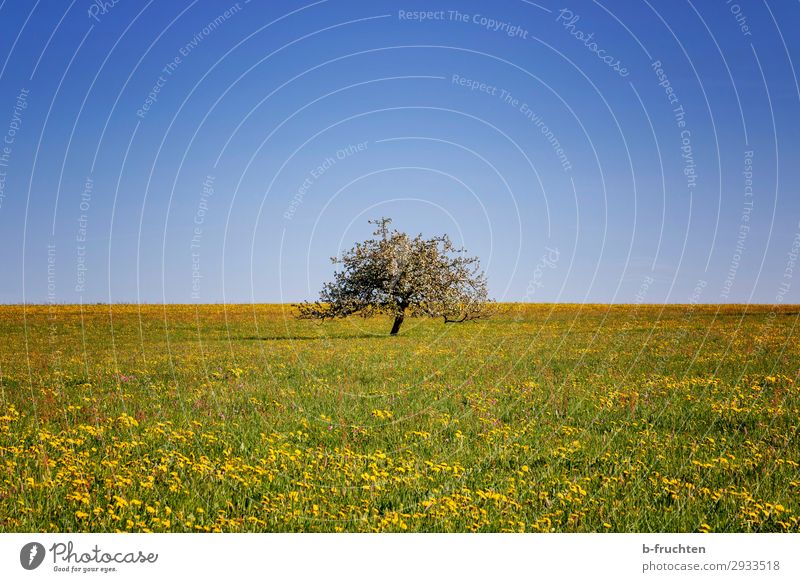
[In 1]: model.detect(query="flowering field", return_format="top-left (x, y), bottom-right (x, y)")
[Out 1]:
top-left (1, 303), bottom-right (798, 533)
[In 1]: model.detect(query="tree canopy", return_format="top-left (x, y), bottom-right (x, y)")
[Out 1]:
top-left (296, 218), bottom-right (491, 335)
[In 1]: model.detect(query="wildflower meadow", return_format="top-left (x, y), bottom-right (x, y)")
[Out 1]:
top-left (1, 304), bottom-right (798, 533)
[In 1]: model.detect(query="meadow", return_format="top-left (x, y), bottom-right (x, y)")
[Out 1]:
top-left (0, 303), bottom-right (798, 533)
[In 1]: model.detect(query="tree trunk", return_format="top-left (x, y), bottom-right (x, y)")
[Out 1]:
top-left (390, 310), bottom-right (405, 335)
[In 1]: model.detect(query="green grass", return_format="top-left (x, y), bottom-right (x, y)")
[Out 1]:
top-left (0, 303), bottom-right (798, 532)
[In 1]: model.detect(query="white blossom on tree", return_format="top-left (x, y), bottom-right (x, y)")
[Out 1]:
top-left (296, 218), bottom-right (491, 335)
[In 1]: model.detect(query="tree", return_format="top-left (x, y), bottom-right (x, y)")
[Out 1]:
top-left (296, 218), bottom-right (491, 335)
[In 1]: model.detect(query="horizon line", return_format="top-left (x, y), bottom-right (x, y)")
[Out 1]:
top-left (2, 302), bottom-right (799, 308)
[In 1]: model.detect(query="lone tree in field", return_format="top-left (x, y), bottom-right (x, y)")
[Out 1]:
top-left (296, 218), bottom-right (491, 335)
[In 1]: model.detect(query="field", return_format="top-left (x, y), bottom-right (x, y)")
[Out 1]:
top-left (1, 303), bottom-right (798, 533)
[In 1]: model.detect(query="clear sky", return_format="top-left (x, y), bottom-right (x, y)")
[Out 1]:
top-left (0, 0), bottom-right (798, 304)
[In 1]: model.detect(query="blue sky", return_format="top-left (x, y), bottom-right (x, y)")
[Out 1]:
top-left (0, 0), bottom-right (798, 304)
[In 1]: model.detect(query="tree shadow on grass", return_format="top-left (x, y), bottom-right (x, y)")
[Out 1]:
top-left (236, 334), bottom-right (397, 341)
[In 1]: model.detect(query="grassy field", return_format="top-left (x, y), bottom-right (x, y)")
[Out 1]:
top-left (0, 303), bottom-right (798, 533)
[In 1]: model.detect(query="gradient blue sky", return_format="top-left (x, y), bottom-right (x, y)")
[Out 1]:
top-left (0, 0), bottom-right (798, 304)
